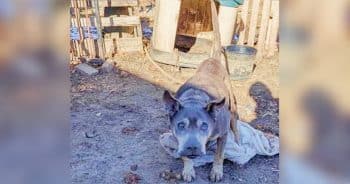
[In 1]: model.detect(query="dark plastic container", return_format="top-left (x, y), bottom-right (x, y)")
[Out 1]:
top-left (224, 45), bottom-right (257, 80)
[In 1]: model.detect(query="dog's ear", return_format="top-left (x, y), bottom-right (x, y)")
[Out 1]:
top-left (163, 90), bottom-right (181, 117)
top-left (206, 98), bottom-right (226, 113)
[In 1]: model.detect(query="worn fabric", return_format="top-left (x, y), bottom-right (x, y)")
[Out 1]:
top-left (159, 120), bottom-right (279, 167)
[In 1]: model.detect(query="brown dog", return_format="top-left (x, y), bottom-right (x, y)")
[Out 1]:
top-left (162, 0), bottom-right (239, 182)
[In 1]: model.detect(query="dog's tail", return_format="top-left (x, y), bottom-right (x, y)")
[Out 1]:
top-left (210, 0), bottom-right (221, 62)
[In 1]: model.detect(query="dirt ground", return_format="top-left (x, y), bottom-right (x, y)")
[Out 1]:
top-left (70, 52), bottom-right (279, 183)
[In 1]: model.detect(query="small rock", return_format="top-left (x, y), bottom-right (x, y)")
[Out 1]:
top-left (85, 130), bottom-right (97, 138)
top-left (122, 127), bottom-right (139, 135)
top-left (76, 63), bottom-right (98, 76)
top-left (160, 170), bottom-right (181, 181)
top-left (88, 58), bottom-right (104, 67)
top-left (79, 57), bottom-right (87, 63)
top-left (123, 172), bottom-right (141, 184)
top-left (120, 71), bottom-right (129, 78)
top-left (130, 164), bottom-right (138, 171)
top-left (101, 59), bottom-right (115, 73)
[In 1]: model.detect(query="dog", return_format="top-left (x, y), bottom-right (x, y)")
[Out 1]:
top-left (162, 1), bottom-right (239, 182)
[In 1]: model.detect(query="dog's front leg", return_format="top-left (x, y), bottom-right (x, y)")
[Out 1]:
top-left (182, 157), bottom-right (195, 182)
top-left (210, 133), bottom-right (227, 182)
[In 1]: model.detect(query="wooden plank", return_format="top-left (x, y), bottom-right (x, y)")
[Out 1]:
top-left (218, 5), bottom-right (238, 46)
top-left (265, 14), bottom-right (272, 50)
top-left (238, 0), bottom-right (250, 44)
top-left (152, 0), bottom-right (182, 53)
top-left (101, 16), bottom-right (140, 27)
top-left (98, 0), bottom-right (138, 7)
top-left (267, 0), bottom-right (279, 56)
top-left (104, 38), bottom-right (116, 56)
top-left (72, 0), bottom-right (83, 57)
top-left (177, 0), bottom-right (212, 38)
top-left (70, 17), bottom-right (98, 28)
top-left (71, 0), bottom-right (89, 8)
top-left (116, 37), bottom-right (143, 53)
top-left (93, 0), bottom-right (106, 59)
top-left (247, 0), bottom-right (261, 46)
top-left (257, 0), bottom-right (272, 58)
top-left (128, 6), bottom-right (139, 36)
top-left (70, 7), bottom-right (95, 17)
top-left (83, 0), bottom-right (96, 58)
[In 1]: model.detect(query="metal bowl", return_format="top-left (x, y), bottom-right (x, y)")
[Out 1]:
top-left (224, 45), bottom-right (257, 80)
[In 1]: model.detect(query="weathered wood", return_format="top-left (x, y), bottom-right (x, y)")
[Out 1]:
top-left (177, 0), bottom-right (212, 38)
top-left (152, 0), bottom-right (182, 53)
top-left (104, 38), bottom-right (116, 56)
top-left (150, 47), bottom-right (210, 68)
top-left (218, 5), bottom-right (238, 46)
top-left (93, 0), bottom-right (106, 59)
top-left (152, 0), bottom-right (181, 52)
top-left (71, 17), bottom-right (98, 28)
top-left (71, 1), bottom-right (83, 58)
top-left (127, 6), bottom-right (138, 36)
top-left (257, 0), bottom-right (272, 58)
top-left (267, 0), bottom-right (279, 56)
top-left (101, 16), bottom-right (140, 27)
top-left (247, 0), bottom-right (261, 46)
top-left (70, 7), bottom-right (95, 16)
top-left (265, 14), bottom-right (272, 50)
top-left (116, 37), bottom-right (143, 53)
top-left (98, 0), bottom-right (138, 7)
top-left (83, 0), bottom-right (95, 58)
top-left (238, 0), bottom-right (250, 44)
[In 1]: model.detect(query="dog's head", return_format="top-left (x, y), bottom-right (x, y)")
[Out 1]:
top-left (163, 90), bottom-right (225, 159)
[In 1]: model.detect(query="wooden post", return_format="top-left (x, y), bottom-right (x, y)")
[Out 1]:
top-left (257, 0), bottom-right (272, 58)
top-left (93, 0), bottom-right (106, 59)
top-left (151, 0), bottom-right (182, 53)
top-left (72, 0), bottom-right (84, 58)
top-left (247, 0), bottom-right (260, 46)
top-left (218, 5), bottom-right (238, 46)
top-left (265, 14), bottom-right (272, 50)
top-left (267, 0), bottom-right (279, 56)
top-left (84, 0), bottom-right (95, 58)
top-left (238, 0), bottom-right (250, 45)
top-left (71, 16), bottom-right (82, 59)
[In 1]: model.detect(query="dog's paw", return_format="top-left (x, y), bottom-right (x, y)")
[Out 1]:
top-left (210, 164), bottom-right (223, 182)
top-left (182, 166), bottom-right (195, 182)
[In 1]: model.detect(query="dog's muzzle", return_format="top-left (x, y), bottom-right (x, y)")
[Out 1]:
top-left (178, 145), bottom-right (204, 158)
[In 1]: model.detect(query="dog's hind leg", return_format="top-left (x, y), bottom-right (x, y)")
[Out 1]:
top-left (210, 133), bottom-right (227, 182)
top-left (230, 111), bottom-right (240, 144)
top-left (227, 88), bottom-right (240, 144)
top-left (182, 157), bottom-right (195, 182)
top-left (223, 70), bottom-right (240, 144)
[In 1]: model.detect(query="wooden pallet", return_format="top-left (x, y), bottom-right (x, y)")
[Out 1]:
top-left (99, 0), bottom-right (138, 8)
top-left (70, 0), bottom-right (105, 61)
top-left (100, 16), bottom-right (141, 27)
top-left (237, 0), bottom-right (279, 58)
top-left (99, 0), bottom-right (143, 56)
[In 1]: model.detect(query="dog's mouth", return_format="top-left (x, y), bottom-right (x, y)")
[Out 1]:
top-left (187, 155), bottom-right (199, 159)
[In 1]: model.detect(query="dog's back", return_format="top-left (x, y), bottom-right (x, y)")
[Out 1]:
top-left (179, 58), bottom-right (230, 103)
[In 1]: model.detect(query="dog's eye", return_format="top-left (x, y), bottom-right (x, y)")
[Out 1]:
top-left (178, 122), bottom-right (185, 130)
top-left (201, 122), bottom-right (208, 131)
